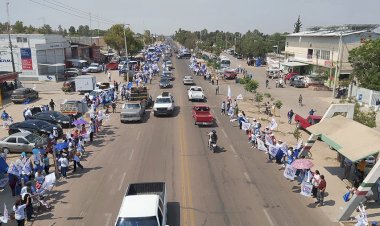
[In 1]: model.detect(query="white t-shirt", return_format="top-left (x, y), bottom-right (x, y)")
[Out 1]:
top-left (13, 204), bottom-right (26, 220)
top-left (58, 157), bottom-right (69, 167)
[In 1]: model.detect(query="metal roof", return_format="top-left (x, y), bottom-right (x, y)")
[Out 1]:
top-left (287, 24), bottom-right (380, 37)
top-left (307, 115), bottom-right (380, 162)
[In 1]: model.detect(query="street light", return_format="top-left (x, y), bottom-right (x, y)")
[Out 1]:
top-left (123, 24), bottom-right (130, 83)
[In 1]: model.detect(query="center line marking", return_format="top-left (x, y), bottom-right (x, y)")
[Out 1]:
top-left (129, 148), bottom-right (135, 160)
top-left (221, 129), bottom-right (228, 138)
top-left (136, 131), bottom-right (141, 140)
top-left (118, 172), bottom-right (126, 191)
top-left (263, 209), bottom-right (275, 226)
top-left (230, 145), bottom-right (238, 157)
top-left (243, 172), bottom-right (251, 183)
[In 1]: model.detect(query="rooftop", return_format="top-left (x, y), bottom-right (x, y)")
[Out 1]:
top-left (287, 24), bottom-right (380, 37)
top-left (118, 195), bottom-right (158, 218)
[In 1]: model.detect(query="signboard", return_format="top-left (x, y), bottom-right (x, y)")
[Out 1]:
top-left (300, 182), bottom-right (313, 196)
top-left (20, 48), bottom-right (33, 70)
top-left (283, 164), bottom-right (296, 180)
top-left (324, 60), bottom-right (333, 67)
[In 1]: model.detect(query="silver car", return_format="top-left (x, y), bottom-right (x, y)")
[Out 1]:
top-left (0, 131), bottom-right (47, 153)
top-left (120, 102), bottom-right (146, 122)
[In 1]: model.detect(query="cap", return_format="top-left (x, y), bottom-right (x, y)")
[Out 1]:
top-left (21, 152), bottom-right (26, 157)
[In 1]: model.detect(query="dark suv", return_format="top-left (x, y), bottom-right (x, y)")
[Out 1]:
top-left (11, 88), bottom-right (39, 104)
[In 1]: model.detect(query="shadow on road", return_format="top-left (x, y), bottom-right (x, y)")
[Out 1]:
top-left (167, 202), bottom-right (180, 226)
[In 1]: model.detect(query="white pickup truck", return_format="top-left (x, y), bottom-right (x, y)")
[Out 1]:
top-left (153, 92), bottom-right (175, 116)
top-left (115, 182), bottom-right (168, 226)
top-left (188, 86), bottom-right (205, 101)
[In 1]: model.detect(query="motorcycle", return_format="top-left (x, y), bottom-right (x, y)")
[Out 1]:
top-left (207, 132), bottom-right (217, 153)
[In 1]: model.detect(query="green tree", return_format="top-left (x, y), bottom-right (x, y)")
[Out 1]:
top-left (293, 15), bottom-right (302, 33)
top-left (244, 79), bottom-right (259, 93)
top-left (255, 92), bottom-right (263, 112)
top-left (104, 24), bottom-right (142, 55)
top-left (13, 21), bottom-right (25, 33)
top-left (353, 103), bottom-right (377, 128)
top-left (57, 25), bottom-right (64, 35)
top-left (78, 25), bottom-right (90, 36)
top-left (349, 39), bottom-right (380, 91)
top-left (293, 128), bottom-right (302, 142)
top-left (38, 24), bottom-right (53, 34)
top-left (69, 26), bottom-right (76, 35)
top-left (274, 100), bottom-right (283, 118)
top-left (25, 25), bottom-right (36, 34)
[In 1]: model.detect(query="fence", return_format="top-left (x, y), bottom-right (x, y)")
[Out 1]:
top-left (350, 85), bottom-right (380, 108)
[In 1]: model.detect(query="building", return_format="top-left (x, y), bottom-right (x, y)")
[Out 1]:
top-left (0, 34), bottom-right (70, 81)
top-left (284, 24), bottom-right (380, 87)
top-left (67, 36), bottom-right (107, 63)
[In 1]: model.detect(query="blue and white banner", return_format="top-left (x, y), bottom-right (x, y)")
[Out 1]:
top-left (268, 144), bottom-right (279, 157)
top-left (257, 138), bottom-right (267, 152)
top-left (283, 164), bottom-right (296, 180)
top-left (300, 182), bottom-right (313, 197)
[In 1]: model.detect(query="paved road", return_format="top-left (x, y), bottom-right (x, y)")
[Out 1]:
top-left (34, 56), bottom-right (338, 226)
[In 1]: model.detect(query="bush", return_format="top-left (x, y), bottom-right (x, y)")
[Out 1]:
top-left (244, 80), bottom-right (259, 93)
top-left (353, 103), bottom-right (377, 128)
top-left (239, 77), bottom-right (251, 84)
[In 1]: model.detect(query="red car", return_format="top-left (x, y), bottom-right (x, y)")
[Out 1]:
top-left (294, 114), bottom-right (322, 129)
top-left (106, 61), bottom-right (119, 70)
top-left (224, 70), bottom-right (238, 79)
top-left (192, 105), bottom-right (214, 126)
top-left (285, 72), bottom-right (299, 81)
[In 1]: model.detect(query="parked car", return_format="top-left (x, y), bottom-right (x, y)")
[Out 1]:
top-left (224, 70), bottom-right (238, 80)
top-left (120, 101), bottom-right (146, 123)
top-left (30, 111), bottom-right (72, 128)
top-left (293, 79), bottom-right (306, 88)
top-left (290, 76), bottom-right (305, 87)
top-left (183, 76), bottom-right (194, 85)
top-left (192, 105), bottom-right (214, 126)
top-left (87, 63), bottom-right (103, 73)
top-left (64, 68), bottom-right (81, 77)
top-left (118, 61), bottom-right (127, 70)
top-left (159, 77), bottom-right (172, 88)
top-left (294, 114), bottom-right (322, 130)
top-left (285, 72), bottom-right (299, 81)
top-left (106, 61), bottom-right (119, 70)
top-left (0, 131), bottom-right (47, 153)
top-left (9, 120), bottom-right (63, 138)
top-left (11, 88), bottom-right (39, 104)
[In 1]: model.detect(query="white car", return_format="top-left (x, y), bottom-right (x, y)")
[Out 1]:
top-left (153, 92), bottom-right (175, 116)
top-left (118, 61), bottom-right (127, 70)
top-left (183, 76), bottom-right (194, 85)
top-left (188, 86), bottom-right (205, 101)
top-left (88, 63), bottom-right (102, 73)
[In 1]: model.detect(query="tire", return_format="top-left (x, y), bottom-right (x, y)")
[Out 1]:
top-left (2, 148), bottom-right (9, 154)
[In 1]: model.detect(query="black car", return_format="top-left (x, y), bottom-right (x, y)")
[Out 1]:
top-left (159, 78), bottom-right (172, 88)
top-left (30, 111), bottom-right (72, 128)
top-left (9, 120), bottom-right (63, 138)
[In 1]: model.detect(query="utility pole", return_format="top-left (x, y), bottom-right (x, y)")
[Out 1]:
top-left (123, 24), bottom-right (130, 83)
top-left (332, 33), bottom-right (343, 98)
top-left (6, 2), bottom-right (15, 73)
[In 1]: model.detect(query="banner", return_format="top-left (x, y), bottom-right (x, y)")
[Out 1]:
top-left (42, 173), bottom-right (56, 190)
top-left (242, 122), bottom-right (251, 131)
top-left (0, 203), bottom-right (8, 223)
top-left (0, 156), bottom-right (8, 173)
top-left (265, 134), bottom-right (273, 146)
top-left (300, 182), bottom-right (313, 197)
top-left (20, 48), bottom-right (33, 70)
top-left (7, 164), bottom-right (20, 176)
top-left (269, 118), bottom-right (278, 131)
top-left (268, 144), bottom-right (279, 157)
top-left (227, 85), bottom-right (231, 99)
top-left (283, 164), bottom-right (296, 180)
top-left (257, 138), bottom-right (267, 152)
top-left (22, 158), bottom-right (32, 175)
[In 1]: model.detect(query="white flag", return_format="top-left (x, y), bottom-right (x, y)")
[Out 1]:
top-left (22, 158), bottom-right (32, 175)
top-left (242, 122), bottom-right (251, 131)
top-left (0, 203), bottom-right (9, 223)
top-left (7, 164), bottom-right (20, 176)
top-left (295, 140), bottom-right (303, 150)
top-left (257, 138), bottom-right (267, 152)
top-left (227, 85), bottom-right (232, 99)
top-left (268, 144), bottom-right (279, 157)
top-left (265, 134), bottom-right (273, 146)
top-left (236, 94), bottom-right (243, 100)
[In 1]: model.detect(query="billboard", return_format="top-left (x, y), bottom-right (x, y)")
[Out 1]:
top-left (20, 48), bottom-right (33, 70)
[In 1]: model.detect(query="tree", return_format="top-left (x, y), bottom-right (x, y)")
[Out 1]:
top-left (57, 25), bottom-right (64, 35)
top-left (13, 21), bottom-right (25, 33)
top-left (293, 128), bottom-right (302, 142)
top-left (69, 26), bottom-right (76, 35)
top-left (78, 25), bottom-right (90, 36)
top-left (25, 25), bottom-right (36, 34)
top-left (293, 15), bottom-right (302, 33)
top-left (255, 92), bottom-right (263, 113)
top-left (104, 24), bottom-right (143, 55)
top-left (274, 100), bottom-right (283, 118)
top-left (244, 79), bottom-right (259, 93)
top-left (353, 103), bottom-right (377, 128)
top-left (38, 24), bottom-right (53, 34)
top-left (349, 39), bottom-right (380, 91)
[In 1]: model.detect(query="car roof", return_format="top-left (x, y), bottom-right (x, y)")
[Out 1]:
top-left (309, 115), bottom-right (322, 119)
top-left (7, 131), bottom-right (32, 137)
top-left (118, 195), bottom-right (158, 218)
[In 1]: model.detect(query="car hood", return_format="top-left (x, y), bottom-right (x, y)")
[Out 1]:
top-left (154, 103), bottom-right (173, 108)
top-left (121, 109), bottom-right (141, 114)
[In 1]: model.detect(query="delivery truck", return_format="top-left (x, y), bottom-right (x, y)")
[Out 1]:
top-left (75, 75), bottom-right (96, 94)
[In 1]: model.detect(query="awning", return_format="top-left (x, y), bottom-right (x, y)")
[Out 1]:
top-left (38, 63), bottom-right (66, 67)
top-left (0, 72), bottom-right (19, 83)
top-left (282, 62), bottom-right (308, 67)
top-left (307, 115), bottom-right (380, 162)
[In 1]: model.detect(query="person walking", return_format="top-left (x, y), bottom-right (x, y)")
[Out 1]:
top-left (58, 154), bottom-right (69, 178)
top-left (221, 101), bottom-right (226, 115)
top-left (107, 71), bottom-right (111, 82)
top-left (215, 85), bottom-right (219, 95)
top-left (311, 170), bottom-right (321, 198)
top-left (73, 151), bottom-right (84, 172)
top-left (13, 197), bottom-right (30, 226)
top-left (315, 175), bottom-right (326, 206)
top-left (299, 94), bottom-right (303, 106)
top-left (266, 79), bottom-right (269, 88)
top-left (287, 109), bottom-right (294, 124)
top-left (49, 99), bottom-right (56, 111)
top-left (43, 153), bottom-right (50, 175)
top-left (1, 110), bottom-right (9, 128)
top-left (89, 121), bottom-right (95, 142)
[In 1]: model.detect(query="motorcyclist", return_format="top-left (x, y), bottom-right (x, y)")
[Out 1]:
top-left (208, 130), bottom-right (218, 148)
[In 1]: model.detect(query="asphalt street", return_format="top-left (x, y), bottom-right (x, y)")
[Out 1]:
top-left (33, 56), bottom-right (338, 226)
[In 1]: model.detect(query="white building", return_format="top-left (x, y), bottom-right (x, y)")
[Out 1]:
top-left (284, 24), bottom-right (380, 87)
top-left (0, 34), bottom-right (70, 81)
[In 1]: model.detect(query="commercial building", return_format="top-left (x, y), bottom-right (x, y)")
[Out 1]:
top-left (284, 24), bottom-right (380, 87)
top-left (0, 34), bottom-right (70, 81)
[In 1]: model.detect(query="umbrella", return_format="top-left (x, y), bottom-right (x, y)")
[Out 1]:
top-left (54, 142), bottom-right (68, 151)
top-left (291, 159), bottom-right (314, 169)
top-left (72, 119), bottom-right (88, 126)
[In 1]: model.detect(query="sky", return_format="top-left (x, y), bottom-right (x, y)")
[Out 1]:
top-left (0, 0), bottom-right (379, 35)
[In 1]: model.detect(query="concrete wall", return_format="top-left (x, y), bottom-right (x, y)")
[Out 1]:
top-left (350, 85), bottom-right (380, 107)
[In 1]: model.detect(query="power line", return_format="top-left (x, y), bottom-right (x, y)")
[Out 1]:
top-left (28, 0), bottom-right (115, 26)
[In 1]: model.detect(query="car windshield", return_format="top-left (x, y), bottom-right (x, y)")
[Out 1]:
top-left (115, 217), bottom-right (158, 226)
top-left (25, 133), bottom-right (40, 143)
top-left (90, 63), bottom-right (98, 67)
top-left (13, 89), bottom-right (26, 94)
top-left (156, 98), bottom-right (171, 103)
top-left (160, 78), bottom-right (169, 83)
top-left (89, 90), bottom-right (101, 96)
top-left (191, 88), bottom-right (202, 92)
top-left (123, 104), bottom-right (140, 109)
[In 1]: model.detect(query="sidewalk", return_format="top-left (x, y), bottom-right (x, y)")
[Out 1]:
top-left (201, 58), bottom-right (380, 223)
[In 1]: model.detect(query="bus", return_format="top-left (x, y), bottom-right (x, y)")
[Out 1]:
top-left (219, 56), bottom-right (231, 68)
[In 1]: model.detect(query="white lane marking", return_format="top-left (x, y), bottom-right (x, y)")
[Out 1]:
top-left (243, 172), bottom-right (251, 183)
top-left (129, 148), bottom-right (135, 160)
top-left (118, 172), bottom-right (127, 191)
top-left (263, 209), bottom-right (275, 226)
top-left (104, 213), bottom-right (112, 226)
top-left (136, 131), bottom-right (141, 141)
top-left (230, 145), bottom-right (238, 157)
top-left (221, 129), bottom-right (228, 138)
